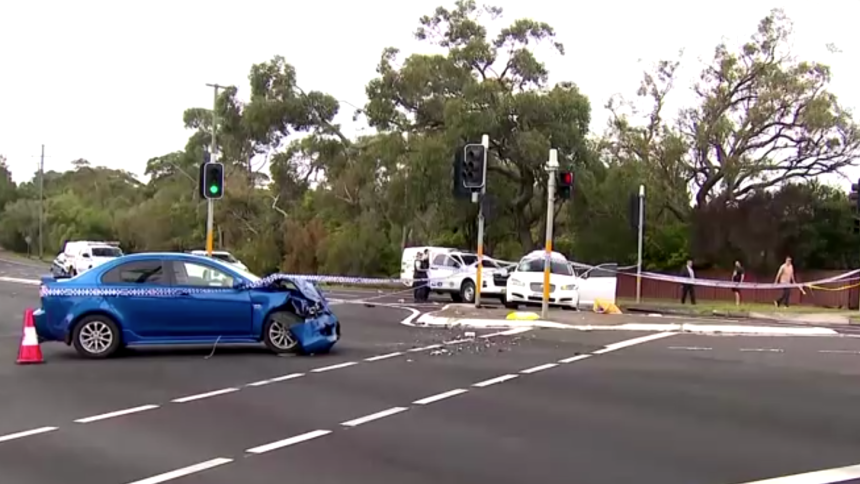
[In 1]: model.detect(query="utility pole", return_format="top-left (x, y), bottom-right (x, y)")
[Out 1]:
top-left (541, 149), bottom-right (559, 319)
top-left (635, 184), bottom-right (645, 303)
top-left (473, 134), bottom-right (489, 307)
top-left (38, 144), bottom-right (44, 259)
top-left (205, 83), bottom-right (226, 255)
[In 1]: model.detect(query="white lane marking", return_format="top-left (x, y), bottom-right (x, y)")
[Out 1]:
top-left (734, 462), bottom-right (860, 484)
top-left (443, 338), bottom-right (474, 344)
top-left (341, 407), bottom-right (409, 427)
top-left (171, 387), bottom-right (239, 403)
top-left (0, 276), bottom-right (40, 285)
top-left (311, 361), bottom-right (358, 373)
top-left (408, 344), bottom-right (443, 352)
top-left (245, 429), bottom-right (332, 454)
top-left (126, 457), bottom-right (234, 484)
top-left (818, 350), bottom-right (860, 355)
top-left (245, 373), bottom-right (304, 387)
top-left (520, 363), bottom-right (558, 374)
top-left (0, 426), bottom-right (58, 444)
top-left (74, 405), bottom-right (160, 423)
top-left (364, 352), bottom-right (403, 362)
top-left (398, 307), bottom-right (423, 327)
top-left (740, 348), bottom-right (784, 353)
top-left (413, 389), bottom-right (469, 405)
top-left (592, 332), bottom-right (677, 355)
top-left (481, 327), bottom-right (533, 338)
top-left (559, 354), bottom-right (592, 363)
top-left (668, 346), bottom-right (712, 351)
top-left (473, 374), bottom-right (519, 388)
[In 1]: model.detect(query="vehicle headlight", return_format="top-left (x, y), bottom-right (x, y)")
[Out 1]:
top-left (509, 279), bottom-right (525, 287)
top-left (561, 284), bottom-right (577, 291)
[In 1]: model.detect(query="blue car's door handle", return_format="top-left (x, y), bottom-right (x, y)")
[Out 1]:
top-left (177, 289), bottom-right (191, 296)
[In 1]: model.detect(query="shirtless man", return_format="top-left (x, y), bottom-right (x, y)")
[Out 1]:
top-left (774, 256), bottom-right (805, 307)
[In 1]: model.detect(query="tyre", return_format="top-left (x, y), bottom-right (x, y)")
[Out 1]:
top-left (72, 314), bottom-right (122, 359)
top-left (460, 280), bottom-right (476, 304)
top-left (504, 300), bottom-right (519, 309)
top-left (262, 310), bottom-right (301, 354)
top-left (450, 292), bottom-right (463, 303)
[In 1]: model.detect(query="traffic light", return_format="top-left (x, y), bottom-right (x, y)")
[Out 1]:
top-left (199, 162), bottom-right (224, 199)
top-left (461, 144), bottom-right (486, 190)
top-left (851, 179), bottom-right (860, 211)
top-left (557, 171), bottom-right (573, 200)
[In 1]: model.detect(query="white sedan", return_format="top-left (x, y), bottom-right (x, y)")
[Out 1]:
top-left (504, 254), bottom-right (579, 310)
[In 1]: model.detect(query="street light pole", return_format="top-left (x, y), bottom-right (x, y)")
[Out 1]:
top-left (205, 83), bottom-right (226, 256)
top-left (38, 144), bottom-right (44, 259)
top-left (541, 149), bottom-right (559, 320)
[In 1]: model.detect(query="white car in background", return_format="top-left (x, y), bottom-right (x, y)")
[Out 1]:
top-left (400, 246), bottom-right (506, 303)
top-left (189, 250), bottom-right (250, 272)
top-left (505, 251), bottom-right (579, 309)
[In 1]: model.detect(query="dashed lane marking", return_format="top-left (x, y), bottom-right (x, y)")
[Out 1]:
top-left (408, 344), bottom-right (443, 352)
top-left (412, 388), bottom-right (469, 405)
top-left (818, 350), bottom-right (860, 355)
top-left (126, 457), bottom-right (234, 484)
top-left (117, 332), bottom-right (681, 483)
top-left (0, 426), bottom-right (58, 444)
top-left (473, 374), bottom-right (519, 387)
top-left (364, 351), bottom-right (404, 362)
top-left (74, 404), bottom-right (160, 423)
top-left (245, 430), bottom-right (332, 455)
top-left (340, 407), bottom-right (410, 427)
top-left (171, 388), bottom-right (240, 403)
top-left (668, 346), bottom-right (713, 351)
top-left (311, 361), bottom-right (359, 373)
top-left (740, 348), bottom-right (784, 353)
top-left (733, 461), bottom-right (860, 484)
top-left (520, 363), bottom-right (559, 374)
top-left (558, 354), bottom-right (591, 363)
top-left (246, 373), bottom-right (304, 387)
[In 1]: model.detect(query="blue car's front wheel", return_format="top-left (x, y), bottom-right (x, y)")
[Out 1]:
top-left (262, 311), bottom-right (300, 354)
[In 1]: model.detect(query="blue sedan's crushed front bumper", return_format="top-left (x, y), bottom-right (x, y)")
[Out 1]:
top-left (292, 312), bottom-right (340, 354)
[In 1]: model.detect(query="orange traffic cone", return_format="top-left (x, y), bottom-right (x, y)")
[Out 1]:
top-left (16, 308), bottom-right (44, 365)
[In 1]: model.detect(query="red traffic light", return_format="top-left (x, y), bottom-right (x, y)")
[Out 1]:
top-left (559, 171), bottom-right (573, 185)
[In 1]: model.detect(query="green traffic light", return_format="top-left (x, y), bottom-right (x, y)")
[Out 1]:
top-left (209, 185), bottom-right (219, 194)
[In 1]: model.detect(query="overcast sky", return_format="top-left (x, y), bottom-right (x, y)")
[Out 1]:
top-left (1, 0), bottom-right (857, 189)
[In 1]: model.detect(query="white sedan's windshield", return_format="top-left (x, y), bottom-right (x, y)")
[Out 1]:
top-left (517, 258), bottom-right (573, 276)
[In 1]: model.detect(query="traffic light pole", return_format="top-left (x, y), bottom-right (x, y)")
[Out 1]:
top-left (473, 134), bottom-right (489, 308)
top-left (542, 149), bottom-right (559, 320)
top-left (205, 83), bottom-right (225, 256)
top-left (635, 184), bottom-right (645, 303)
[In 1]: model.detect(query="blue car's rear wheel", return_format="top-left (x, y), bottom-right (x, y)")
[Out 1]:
top-left (263, 311), bottom-right (300, 354)
top-left (72, 315), bottom-right (121, 359)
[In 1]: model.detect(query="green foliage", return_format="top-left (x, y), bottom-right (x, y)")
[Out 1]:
top-left (1, 5), bottom-right (859, 275)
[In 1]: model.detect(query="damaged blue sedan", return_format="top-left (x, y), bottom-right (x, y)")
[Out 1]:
top-left (34, 252), bottom-right (340, 359)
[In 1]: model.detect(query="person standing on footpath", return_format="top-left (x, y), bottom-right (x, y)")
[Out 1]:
top-left (419, 248), bottom-right (431, 302)
top-left (680, 259), bottom-right (696, 305)
top-left (774, 256), bottom-right (805, 307)
top-left (731, 260), bottom-right (745, 306)
top-left (413, 252), bottom-right (427, 302)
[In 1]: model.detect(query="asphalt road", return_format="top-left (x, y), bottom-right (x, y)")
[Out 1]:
top-left (1, 256), bottom-right (860, 484)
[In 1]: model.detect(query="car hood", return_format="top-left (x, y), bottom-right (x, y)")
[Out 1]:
top-left (509, 272), bottom-right (577, 285)
top-left (243, 274), bottom-right (325, 304)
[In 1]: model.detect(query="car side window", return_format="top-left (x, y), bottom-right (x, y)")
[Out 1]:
top-left (432, 255), bottom-right (447, 266)
top-left (173, 261), bottom-right (234, 288)
top-left (101, 261), bottom-right (168, 285)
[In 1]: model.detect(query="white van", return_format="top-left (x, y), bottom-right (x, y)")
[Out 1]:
top-left (400, 246), bottom-right (505, 303)
top-left (54, 241), bottom-right (123, 277)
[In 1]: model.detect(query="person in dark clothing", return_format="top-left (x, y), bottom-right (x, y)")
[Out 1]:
top-left (419, 249), bottom-right (431, 301)
top-left (680, 259), bottom-right (696, 304)
top-left (731, 260), bottom-right (745, 306)
top-left (413, 252), bottom-right (427, 302)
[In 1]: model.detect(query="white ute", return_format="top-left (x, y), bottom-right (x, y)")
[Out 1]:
top-left (52, 241), bottom-right (123, 277)
top-left (400, 246), bottom-right (507, 303)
